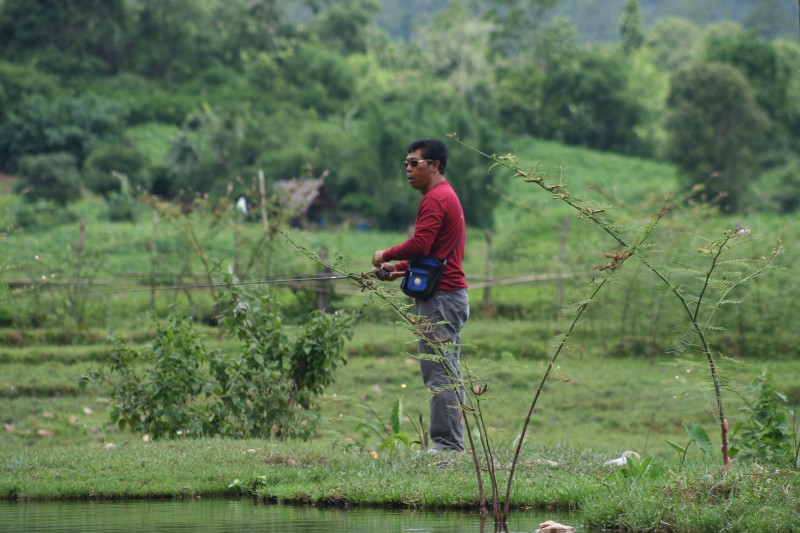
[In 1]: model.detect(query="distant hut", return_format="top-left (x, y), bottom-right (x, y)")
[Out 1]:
top-left (273, 172), bottom-right (336, 228)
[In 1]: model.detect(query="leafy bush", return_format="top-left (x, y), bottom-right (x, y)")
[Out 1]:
top-left (211, 281), bottom-right (354, 438)
top-left (82, 284), bottom-right (354, 440)
top-left (15, 152), bottom-right (82, 205)
top-left (729, 370), bottom-right (795, 465)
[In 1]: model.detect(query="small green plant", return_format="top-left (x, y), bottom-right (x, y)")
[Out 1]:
top-left (667, 423), bottom-right (713, 465)
top-left (81, 280), bottom-right (354, 440)
top-left (103, 174), bottom-right (142, 222)
top-left (340, 385), bottom-right (427, 455)
top-left (212, 278), bottom-right (354, 438)
top-left (228, 474), bottom-right (276, 495)
top-left (729, 370), bottom-right (795, 465)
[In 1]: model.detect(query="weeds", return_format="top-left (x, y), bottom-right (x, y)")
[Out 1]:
top-left (729, 370), bottom-right (796, 466)
top-left (336, 385), bottom-right (428, 456)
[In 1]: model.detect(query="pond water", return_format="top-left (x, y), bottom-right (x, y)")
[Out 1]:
top-left (0, 499), bottom-right (596, 532)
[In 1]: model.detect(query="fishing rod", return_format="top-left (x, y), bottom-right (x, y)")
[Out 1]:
top-left (1, 273), bottom-right (369, 304)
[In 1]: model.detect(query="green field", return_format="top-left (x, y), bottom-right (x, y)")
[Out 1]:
top-left (2, 320), bottom-right (799, 456)
top-left (3, 139), bottom-right (800, 531)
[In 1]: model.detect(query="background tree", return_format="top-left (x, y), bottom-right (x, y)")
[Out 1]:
top-left (373, 0), bottom-right (451, 42)
top-left (538, 49), bottom-right (644, 154)
top-left (493, 16), bottom-right (577, 137)
top-left (0, 0), bottom-right (126, 76)
top-left (643, 17), bottom-right (701, 70)
top-left (619, 0), bottom-right (644, 55)
top-left (309, 0), bottom-right (380, 55)
top-left (83, 144), bottom-right (151, 196)
top-left (664, 62), bottom-right (769, 211)
top-left (414, 4), bottom-right (495, 102)
top-left (744, 0), bottom-right (799, 39)
top-left (486, 0), bottom-right (561, 57)
top-left (208, 0), bottom-right (295, 68)
top-left (162, 106), bottom-right (258, 198)
top-left (0, 0), bottom-right (797, 226)
top-left (702, 28), bottom-right (799, 202)
top-left (128, 0), bottom-right (204, 90)
top-left (704, 29), bottom-right (791, 123)
top-left (536, 15), bottom-right (581, 72)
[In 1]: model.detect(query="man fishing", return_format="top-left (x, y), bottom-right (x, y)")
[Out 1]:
top-left (371, 138), bottom-right (469, 452)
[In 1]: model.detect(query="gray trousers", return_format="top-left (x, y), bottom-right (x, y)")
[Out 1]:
top-left (416, 288), bottom-right (469, 451)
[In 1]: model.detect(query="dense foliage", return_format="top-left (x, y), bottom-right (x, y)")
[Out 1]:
top-left (0, 0), bottom-right (798, 228)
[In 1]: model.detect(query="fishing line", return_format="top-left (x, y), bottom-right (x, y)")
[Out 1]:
top-left (1, 273), bottom-right (362, 304)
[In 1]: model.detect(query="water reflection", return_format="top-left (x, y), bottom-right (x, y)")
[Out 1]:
top-left (0, 499), bottom-right (593, 532)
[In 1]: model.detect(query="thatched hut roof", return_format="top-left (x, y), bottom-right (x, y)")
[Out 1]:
top-left (273, 172), bottom-right (336, 227)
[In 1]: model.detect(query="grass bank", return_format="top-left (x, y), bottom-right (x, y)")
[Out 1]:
top-left (2, 438), bottom-right (798, 532)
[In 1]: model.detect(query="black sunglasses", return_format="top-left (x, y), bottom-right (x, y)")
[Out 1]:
top-left (403, 158), bottom-right (432, 168)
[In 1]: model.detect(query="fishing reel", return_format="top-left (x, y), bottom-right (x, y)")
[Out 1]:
top-left (374, 266), bottom-right (392, 281)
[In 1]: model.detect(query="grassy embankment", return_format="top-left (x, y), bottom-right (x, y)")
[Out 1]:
top-left (2, 137), bottom-right (800, 531)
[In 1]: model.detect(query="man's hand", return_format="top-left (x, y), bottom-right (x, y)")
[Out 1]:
top-left (371, 250), bottom-right (385, 267)
top-left (373, 262), bottom-right (403, 281)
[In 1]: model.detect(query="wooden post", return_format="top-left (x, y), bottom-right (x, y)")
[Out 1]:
top-left (258, 169), bottom-right (268, 229)
top-left (151, 208), bottom-right (158, 309)
top-left (233, 212), bottom-right (241, 275)
top-left (316, 246), bottom-right (331, 311)
top-left (558, 217), bottom-right (569, 320)
top-left (70, 217), bottom-right (87, 327)
top-left (482, 229), bottom-right (493, 317)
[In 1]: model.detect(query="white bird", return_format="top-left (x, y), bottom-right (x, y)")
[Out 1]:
top-left (236, 196), bottom-right (248, 214)
top-left (604, 450), bottom-right (640, 466)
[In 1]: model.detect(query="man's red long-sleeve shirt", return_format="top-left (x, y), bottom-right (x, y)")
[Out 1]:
top-left (383, 180), bottom-right (467, 291)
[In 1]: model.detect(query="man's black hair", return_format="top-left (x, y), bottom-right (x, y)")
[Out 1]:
top-left (408, 138), bottom-right (448, 175)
